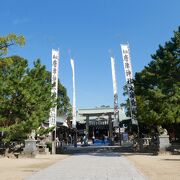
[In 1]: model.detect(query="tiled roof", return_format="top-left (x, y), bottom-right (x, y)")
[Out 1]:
top-left (76, 107), bottom-right (130, 123)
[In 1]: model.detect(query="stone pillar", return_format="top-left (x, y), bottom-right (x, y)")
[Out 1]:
top-left (108, 114), bottom-right (114, 145)
top-left (51, 141), bottom-right (56, 154)
top-left (108, 114), bottom-right (113, 138)
top-left (159, 134), bottom-right (170, 152)
top-left (85, 115), bottom-right (89, 144)
top-left (51, 130), bottom-right (56, 154)
top-left (74, 129), bottom-right (77, 147)
top-left (23, 139), bottom-right (37, 157)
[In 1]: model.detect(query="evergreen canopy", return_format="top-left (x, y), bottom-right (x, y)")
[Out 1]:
top-left (0, 34), bottom-right (72, 142)
top-left (134, 27), bottom-right (180, 126)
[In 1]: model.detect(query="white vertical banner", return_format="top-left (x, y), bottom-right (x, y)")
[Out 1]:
top-left (70, 58), bottom-right (76, 129)
top-left (120, 44), bottom-right (133, 82)
top-left (110, 57), bottom-right (119, 127)
top-left (111, 57), bottom-right (117, 95)
top-left (120, 44), bottom-right (138, 125)
top-left (49, 49), bottom-right (59, 127)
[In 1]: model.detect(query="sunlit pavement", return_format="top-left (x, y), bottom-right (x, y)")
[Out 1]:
top-left (26, 152), bottom-right (146, 180)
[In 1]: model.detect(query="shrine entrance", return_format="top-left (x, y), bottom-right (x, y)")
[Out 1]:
top-left (76, 107), bottom-right (130, 145)
top-left (88, 117), bottom-right (109, 141)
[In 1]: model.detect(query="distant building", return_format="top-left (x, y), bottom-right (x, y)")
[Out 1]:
top-left (76, 107), bottom-right (130, 139)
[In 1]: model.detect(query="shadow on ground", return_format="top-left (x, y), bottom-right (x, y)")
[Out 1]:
top-left (163, 158), bottom-right (180, 161)
top-left (56, 145), bottom-right (157, 157)
top-left (72, 152), bottom-right (121, 157)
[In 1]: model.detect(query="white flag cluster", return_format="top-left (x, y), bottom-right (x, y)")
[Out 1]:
top-left (49, 50), bottom-right (77, 129)
top-left (49, 44), bottom-right (138, 128)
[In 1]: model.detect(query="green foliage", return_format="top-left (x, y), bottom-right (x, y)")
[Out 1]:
top-left (0, 33), bottom-right (72, 142)
top-left (57, 81), bottom-right (72, 119)
top-left (45, 141), bottom-right (52, 152)
top-left (134, 27), bottom-right (180, 126)
top-left (0, 55), bottom-right (72, 142)
top-left (0, 56), bottom-right (53, 142)
top-left (0, 33), bottom-right (25, 57)
top-left (46, 71), bottom-right (72, 119)
top-left (37, 126), bottom-right (55, 136)
top-left (120, 85), bottom-right (131, 117)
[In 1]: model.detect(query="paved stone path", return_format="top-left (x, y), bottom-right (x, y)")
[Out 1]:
top-left (26, 152), bottom-right (147, 180)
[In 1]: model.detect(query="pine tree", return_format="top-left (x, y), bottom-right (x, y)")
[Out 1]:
top-left (0, 33), bottom-right (25, 57)
top-left (57, 81), bottom-right (72, 119)
top-left (0, 56), bottom-right (53, 141)
top-left (0, 34), bottom-right (72, 142)
top-left (134, 27), bottom-right (180, 135)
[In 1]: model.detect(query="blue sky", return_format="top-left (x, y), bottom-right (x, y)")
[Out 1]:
top-left (1, 0), bottom-right (180, 109)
